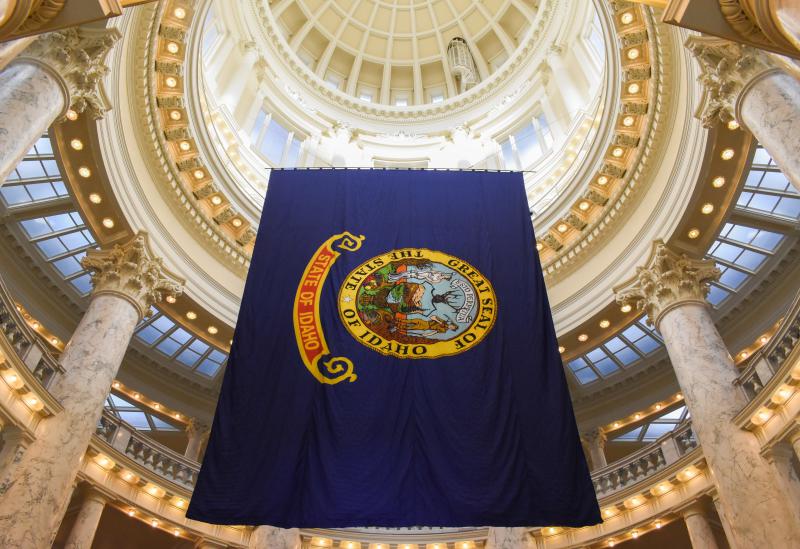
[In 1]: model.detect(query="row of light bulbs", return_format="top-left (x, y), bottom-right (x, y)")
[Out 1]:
top-left (311, 540), bottom-right (474, 549)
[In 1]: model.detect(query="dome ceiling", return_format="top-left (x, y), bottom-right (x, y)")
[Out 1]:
top-left (270, 0), bottom-right (538, 104)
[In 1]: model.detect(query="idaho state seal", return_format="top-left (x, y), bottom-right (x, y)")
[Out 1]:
top-left (338, 248), bottom-right (497, 359)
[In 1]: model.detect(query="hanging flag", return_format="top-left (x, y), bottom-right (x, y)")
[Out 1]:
top-left (187, 169), bottom-right (600, 528)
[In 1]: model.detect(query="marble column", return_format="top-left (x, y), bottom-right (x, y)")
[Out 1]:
top-left (680, 501), bottom-right (720, 549)
top-left (485, 527), bottom-right (532, 549)
top-left (249, 526), bottom-right (301, 549)
top-left (0, 26), bottom-right (119, 184)
top-left (687, 36), bottom-right (800, 192)
top-left (582, 428), bottom-right (607, 470)
top-left (64, 485), bottom-right (107, 549)
top-left (0, 232), bottom-right (183, 549)
top-left (185, 418), bottom-right (210, 461)
top-left (763, 442), bottom-right (800, 522)
top-left (615, 240), bottom-right (800, 549)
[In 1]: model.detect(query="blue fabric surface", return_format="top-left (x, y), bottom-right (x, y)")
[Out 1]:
top-left (187, 169), bottom-right (600, 527)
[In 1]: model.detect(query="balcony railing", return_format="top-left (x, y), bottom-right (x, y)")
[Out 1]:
top-left (96, 410), bottom-right (198, 489)
top-left (592, 421), bottom-right (696, 499)
top-left (0, 275), bottom-right (62, 389)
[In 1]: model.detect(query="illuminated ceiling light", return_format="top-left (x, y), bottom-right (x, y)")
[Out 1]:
top-left (193, 169), bottom-right (205, 179)
top-left (676, 393), bottom-right (683, 399)
top-left (535, 242), bottom-right (543, 251)
top-left (712, 176), bottom-right (726, 188)
top-left (634, 413), bottom-right (641, 420)
top-left (169, 110), bottom-right (182, 121)
top-left (147, 485), bottom-right (159, 496)
top-left (597, 175), bottom-right (609, 185)
top-left (102, 218), bottom-right (115, 229)
top-left (173, 529), bottom-right (181, 537)
top-left (612, 147), bottom-right (624, 158)
top-left (31, 320), bottom-right (40, 329)
top-left (123, 471), bottom-right (134, 481)
top-left (578, 334), bottom-right (589, 342)
top-left (655, 403), bottom-right (662, 410)
top-left (208, 326), bottom-right (218, 335)
top-left (599, 319), bottom-right (610, 329)
top-left (556, 223), bottom-right (568, 233)
top-left (174, 413), bottom-right (181, 419)
top-left (608, 540), bottom-right (616, 548)
top-left (760, 336), bottom-right (768, 344)
top-left (620, 12), bottom-right (634, 24)
top-left (165, 76), bottom-right (178, 88)
top-left (6, 372), bottom-right (18, 383)
top-left (179, 140), bottom-right (191, 151)
top-left (150, 519), bottom-right (159, 528)
top-left (88, 193), bottom-right (102, 204)
top-left (133, 392), bottom-right (141, 400)
top-left (740, 351), bottom-right (748, 359)
top-left (627, 82), bottom-right (640, 94)
top-left (173, 7), bottom-right (186, 19)
top-left (613, 422), bottom-right (620, 428)
top-left (626, 48), bottom-right (640, 60)
top-left (727, 120), bottom-right (740, 130)
top-left (70, 138), bottom-right (83, 150)
top-left (655, 520), bottom-right (662, 529)
top-left (231, 218), bottom-right (243, 228)
top-left (210, 195), bottom-right (223, 205)
top-left (186, 311), bottom-right (197, 320)
top-left (50, 337), bottom-right (58, 345)
top-left (26, 396), bottom-right (39, 407)
top-left (127, 509), bottom-right (136, 517)
top-left (165, 295), bottom-right (176, 304)
top-left (558, 346), bottom-right (565, 354)
top-left (687, 228), bottom-right (700, 239)
top-left (678, 466), bottom-right (698, 481)
top-left (78, 166), bottom-right (92, 178)
top-left (622, 115), bottom-right (635, 127)
top-left (578, 200), bottom-right (590, 211)
top-left (620, 304), bottom-right (632, 313)
top-left (772, 385), bottom-right (794, 405)
top-left (631, 531), bottom-right (639, 539)
top-left (66, 109), bottom-right (79, 121)
top-left (176, 499), bottom-right (186, 508)
top-left (154, 403), bottom-right (161, 410)
top-left (701, 203), bottom-right (714, 215)
top-left (167, 42), bottom-right (180, 54)
top-left (721, 148), bottom-right (735, 160)
top-left (753, 408), bottom-right (772, 425)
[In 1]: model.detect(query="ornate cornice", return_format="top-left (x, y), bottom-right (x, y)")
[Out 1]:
top-left (18, 25), bottom-right (121, 120)
top-left (614, 240), bottom-right (721, 329)
top-left (82, 232), bottom-right (185, 320)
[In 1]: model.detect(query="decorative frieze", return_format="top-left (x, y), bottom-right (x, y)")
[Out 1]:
top-left (156, 95), bottom-right (184, 108)
top-left (158, 25), bottom-right (185, 41)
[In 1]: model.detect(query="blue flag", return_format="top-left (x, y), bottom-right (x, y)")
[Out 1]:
top-left (187, 169), bottom-right (600, 528)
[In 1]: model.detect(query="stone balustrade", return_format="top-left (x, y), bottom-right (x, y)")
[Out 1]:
top-left (95, 410), bottom-right (198, 489)
top-left (591, 422), bottom-right (694, 499)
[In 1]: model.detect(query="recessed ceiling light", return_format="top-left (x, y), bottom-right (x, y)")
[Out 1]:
top-left (78, 166), bottom-right (92, 178)
top-left (165, 295), bottom-right (176, 304)
top-left (627, 48), bottom-right (640, 60)
top-left (208, 326), bottom-right (218, 335)
top-left (535, 242), bottom-right (543, 251)
top-left (186, 311), bottom-right (197, 320)
top-left (621, 304), bottom-right (632, 313)
top-left (712, 176), bottom-right (726, 188)
top-left (721, 148), bottom-right (735, 160)
top-left (169, 110), bottom-right (182, 121)
top-left (622, 115), bottom-right (635, 127)
top-left (558, 346), bottom-right (565, 353)
top-left (102, 218), bottom-right (115, 229)
top-left (599, 319), bottom-right (610, 329)
top-left (701, 203), bottom-right (714, 215)
top-left (179, 140), bottom-right (191, 151)
top-left (88, 193), bottom-right (102, 204)
top-left (727, 120), bottom-right (740, 130)
top-left (70, 138), bottom-right (83, 150)
top-left (578, 200), bottom-right (590, 211)
top-left (193, 169), bottom-right (205, 179)
top-left (165, 76), bottom-right (178, 88)
top-left (597, 175), bottom-right (609, 185)
top-left (627, 82), bottom-right (640, 94)
top-left (578, 334), bottom-right (589, 342)
top-left (173, 7), bottom-right (186, 19)
top-left (620, 12), bottom-right (634, 24)
top-left (167, 42), bottom-right (180, 54)
top-left (210, 195), bottom-right (222, 205)
top-left (231, 218), bottom-right (243, 228)
top-left (687, 228), bottom-right (700, 239)
top-left (557, 223), bottom-right (568, 233)
top-left (612, 147), bottom-right (624, 158)
top-left (66, 109), bottom-right (79, 121)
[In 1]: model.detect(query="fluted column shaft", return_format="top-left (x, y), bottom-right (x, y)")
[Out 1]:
top-left (64, 487), bottom-right (107, 549)
top-left (616, 241), bottom-right (800, 549)
top-left (249, 526), bottom-right (301, 549)
top-left (0, 233), bottom-right (182, 549)
top-left (681, 502), bottom-right (720, 549)
top-left (738, 70), bottom-right (800, 192)
top-left (0, 60), bottom-right (65, 183)
top-left (185, 420), bottom-right (209, 461)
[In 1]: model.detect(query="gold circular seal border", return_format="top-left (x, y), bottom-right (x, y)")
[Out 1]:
top-left (337, 248), bottom-right (498, 359)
